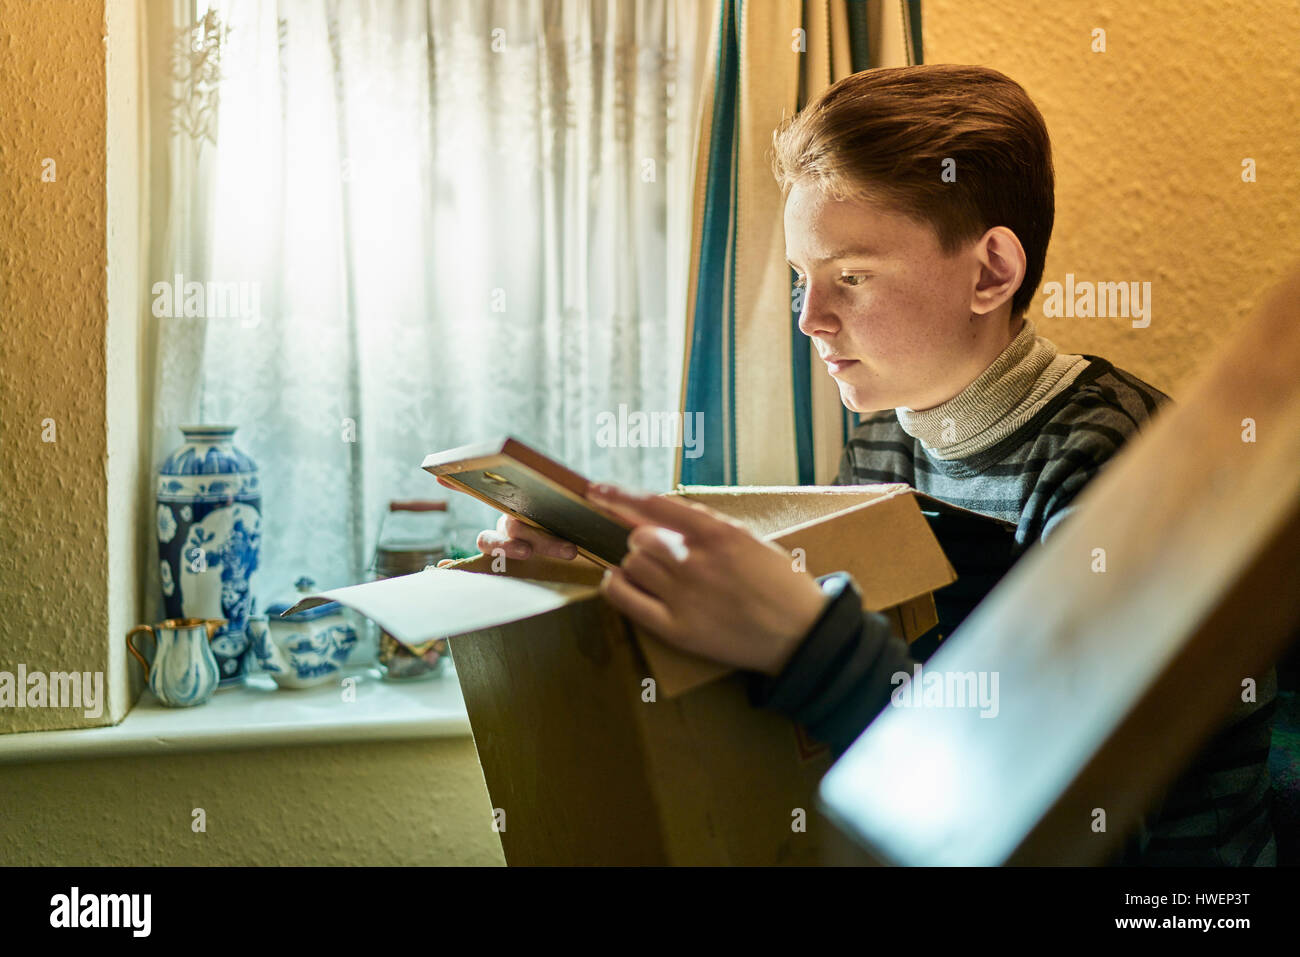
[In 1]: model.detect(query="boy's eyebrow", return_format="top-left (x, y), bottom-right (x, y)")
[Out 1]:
top-left (785, 246), bottom-right (882, 268)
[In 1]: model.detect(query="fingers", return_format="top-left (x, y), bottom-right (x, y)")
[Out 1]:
top-left (621, 543), bottom-right (678, 600)
top-left (476, 512), bottom-right (579, 561)
top-left (436, 474), bottom-right (579, 561)
top-left (629, 525), bottom-right (691, 564)
top-left (588, 483), bottom-right (727, 540)
top-left (599, 567), bottom-right (676, 639)
top-left (506, 515), bottom-right (579, 559)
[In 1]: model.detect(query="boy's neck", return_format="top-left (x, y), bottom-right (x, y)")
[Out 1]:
top-left (908, 314), bottom-right (1026, 413)
top-left (895, 319), bottom-right (1090, 459)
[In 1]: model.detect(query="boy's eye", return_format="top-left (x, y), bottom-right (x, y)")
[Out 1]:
top-left (791, 272), bottom-right (868, 290)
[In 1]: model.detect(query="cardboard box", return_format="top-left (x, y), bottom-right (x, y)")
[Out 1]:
top-left (289, 484), bottom-right (982, 865)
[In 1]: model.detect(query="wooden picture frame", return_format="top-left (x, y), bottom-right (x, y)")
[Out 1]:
top-left (422, 436), bottom-right (634, 569)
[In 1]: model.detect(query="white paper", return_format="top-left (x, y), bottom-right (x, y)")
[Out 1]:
top-left (282, 567), bottom-right (599, 644)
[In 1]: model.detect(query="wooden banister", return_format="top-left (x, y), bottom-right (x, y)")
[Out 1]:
top-left (819, 267), bottom-right (1300, 865)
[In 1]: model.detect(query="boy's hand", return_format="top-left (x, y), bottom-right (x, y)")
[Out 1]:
top-left (434, 474), bottom-right (579, 562)
top-left (587, 483), bottom-right (828, 677)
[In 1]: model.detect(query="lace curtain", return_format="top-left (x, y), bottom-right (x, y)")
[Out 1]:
top-left (146, 0), bottom-right (707, 614)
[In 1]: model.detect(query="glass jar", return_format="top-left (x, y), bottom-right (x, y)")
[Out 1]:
top-left (371, 500), bottom-right (453, 681)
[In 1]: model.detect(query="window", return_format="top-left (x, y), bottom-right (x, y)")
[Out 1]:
top-left (147, 0), bottom-right (706, 619)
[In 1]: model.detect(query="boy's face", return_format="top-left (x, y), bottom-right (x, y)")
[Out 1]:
top-left (784, 181), bottom-right (996, 413)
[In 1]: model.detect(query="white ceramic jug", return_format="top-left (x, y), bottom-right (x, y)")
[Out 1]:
top-left (126, 618), bottom-right (226, 707)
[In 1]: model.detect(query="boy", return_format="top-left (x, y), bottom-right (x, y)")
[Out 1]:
top-left (452, 65), bottom-right (1276, 866)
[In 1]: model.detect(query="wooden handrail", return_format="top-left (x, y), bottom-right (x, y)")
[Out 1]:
top-left (819, 267), bottom-right (1300, 865)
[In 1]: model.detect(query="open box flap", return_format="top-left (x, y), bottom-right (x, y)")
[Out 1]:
top-left (629, 624), bottom-right (731, 697)
top-left (671, 483), bottom-right (908, 536)
top-left (282, 567), bottom-right (599, 647)
top-left (632, 485), bottom-right (958, 697)
top-left (675, 484), bottom-right (958, 608)
top-left (765, 489), bottom-right (957, 607)
top-left (674, 481), bottom-right (1015, 536)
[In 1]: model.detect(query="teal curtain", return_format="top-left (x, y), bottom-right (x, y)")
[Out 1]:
top-left (681, 0), bottom-right (924, 487)
top-left (681, 0), bottom-right (741, 487)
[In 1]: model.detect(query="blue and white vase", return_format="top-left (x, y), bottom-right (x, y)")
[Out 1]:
top-left (156, 425), bottom-right (262, 684)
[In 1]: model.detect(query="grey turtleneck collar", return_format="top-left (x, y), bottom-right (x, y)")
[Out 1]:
top-left (895, 319), bottom-right (1090, 460)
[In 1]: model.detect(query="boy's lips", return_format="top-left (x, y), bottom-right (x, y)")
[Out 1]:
top-left (822, 355), bottom-right (859, 375)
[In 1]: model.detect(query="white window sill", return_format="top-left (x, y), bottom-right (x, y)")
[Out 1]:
top-left (0, 664), bottom-right (471, 765)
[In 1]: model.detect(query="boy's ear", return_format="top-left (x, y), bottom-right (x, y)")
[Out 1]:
top-left (971, 226), bottom-right (1027, 317)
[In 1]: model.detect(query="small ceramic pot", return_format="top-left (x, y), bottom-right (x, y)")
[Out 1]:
top-left (247, 578), bottom-right (357, 688)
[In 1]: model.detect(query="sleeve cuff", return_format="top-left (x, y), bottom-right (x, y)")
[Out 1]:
top-left (747, 571), bottom-right (862, 711)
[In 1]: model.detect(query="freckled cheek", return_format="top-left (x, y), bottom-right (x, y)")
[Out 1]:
top-left (912, 263), bottom-right (969, 319)
top-left (839, 289), bottom-right (916, 362)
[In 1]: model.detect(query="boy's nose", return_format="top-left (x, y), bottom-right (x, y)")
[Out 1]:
top-left (796, 286), bottom-right (838, 338)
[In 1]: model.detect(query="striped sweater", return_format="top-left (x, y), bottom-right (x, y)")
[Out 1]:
top-left (749, 337), bottom-right (1278, 866)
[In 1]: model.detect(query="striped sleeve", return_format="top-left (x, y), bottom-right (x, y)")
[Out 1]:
top-left (1030, 377), bottom-right (1174, 544)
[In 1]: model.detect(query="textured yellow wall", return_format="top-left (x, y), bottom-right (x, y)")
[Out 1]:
top-left (0, 738), bottom-right (505, 866)
top-left (925, 0), bottom-right (1300, 395)
top-left (0, 0), bottom-right (130, 731)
